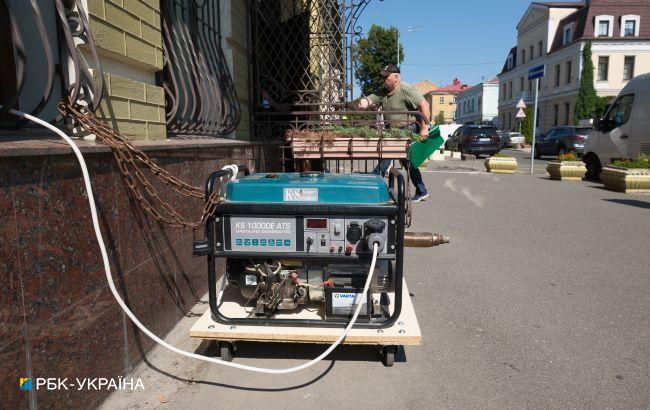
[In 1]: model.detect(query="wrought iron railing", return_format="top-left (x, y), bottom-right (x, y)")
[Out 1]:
top-left (249, 0), bottom-right (378, 142)
top-left (0, 0), bottom-right (104, 129)
top-left (160, 0), bottom-right (240, 138)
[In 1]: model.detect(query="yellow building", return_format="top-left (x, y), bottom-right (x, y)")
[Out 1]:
top-left (498, 0), bottom-right (650, 132)
top-left (424, 79), bottom-right (468, 124)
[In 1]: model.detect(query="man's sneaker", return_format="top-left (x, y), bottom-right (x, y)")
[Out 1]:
top-left (412, 192), bottom-right (429, 202)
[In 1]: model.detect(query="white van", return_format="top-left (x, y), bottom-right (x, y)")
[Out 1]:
top-left (582, 73), bottom-right (650, 179)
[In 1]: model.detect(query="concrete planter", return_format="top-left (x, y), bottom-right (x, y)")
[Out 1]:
top-left (484, 156), bottom-right (518, 174)
top-left (600, 166), bottom-right (650, 193)
top-left (546, 160), bottom-right (587, 181)
top-left (288, 134), bottom-right (409, 159)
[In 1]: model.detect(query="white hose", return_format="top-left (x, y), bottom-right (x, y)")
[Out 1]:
top-left (4, 106), bottom-right (380, 374)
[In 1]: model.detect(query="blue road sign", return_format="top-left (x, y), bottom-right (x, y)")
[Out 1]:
top-left (528, 65), bottom-right (545, 80)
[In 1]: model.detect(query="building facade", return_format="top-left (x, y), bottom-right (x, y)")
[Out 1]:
top-left (455, 78), bottom-right (500, 126)
top-left (498, 0), bottom-right (650, 133)
top-left (424, 78), bottom-right (468, 124)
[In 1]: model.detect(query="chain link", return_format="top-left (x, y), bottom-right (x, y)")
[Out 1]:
top-left (59, 101), bottom-right (222, 229)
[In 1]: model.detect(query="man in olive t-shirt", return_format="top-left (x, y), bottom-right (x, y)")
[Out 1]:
top-left (350, 64), bottom-right (431, 201)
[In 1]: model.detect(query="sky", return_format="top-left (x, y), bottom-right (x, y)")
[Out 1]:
top-left (353, 0), bottom-right (575, 90)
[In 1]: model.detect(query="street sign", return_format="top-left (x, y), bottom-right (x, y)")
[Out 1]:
top-left (528, 64), bottom-right (545, 80)
top-left (516, 108), bottom-right (526, 119)
top-left (516, 98), bottom-right (527, 109)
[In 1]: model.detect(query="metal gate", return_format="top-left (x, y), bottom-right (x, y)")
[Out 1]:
top-left (249, 0), bottom-right (375, 141)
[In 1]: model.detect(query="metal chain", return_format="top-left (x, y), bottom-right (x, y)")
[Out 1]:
top-left (58, 101), bottom-right (222, 229)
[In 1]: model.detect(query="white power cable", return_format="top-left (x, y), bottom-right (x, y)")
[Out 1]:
top-left (4, 106), bottom-right (380, 374)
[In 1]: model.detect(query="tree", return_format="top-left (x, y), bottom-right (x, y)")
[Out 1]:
top-left (521, 107), bottom-right (534, 144)
top-left (434, 111), bottom-right (446, 125)
top-left (574, 41), bottom-right (598, 124)
top-left (594, 95), bottom-right (614, 122)
top-left (354, 25), bottom-right (403, 96)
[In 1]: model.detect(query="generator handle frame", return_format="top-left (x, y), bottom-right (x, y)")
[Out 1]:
top-left (204, 170), bottom-right (405, 329)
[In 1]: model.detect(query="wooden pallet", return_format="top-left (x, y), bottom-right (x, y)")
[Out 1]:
top-left (190, 278), bottom-right (421, 346)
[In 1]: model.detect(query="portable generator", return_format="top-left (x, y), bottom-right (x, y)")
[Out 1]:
top-left (196, 166), bottom-right (410, 328)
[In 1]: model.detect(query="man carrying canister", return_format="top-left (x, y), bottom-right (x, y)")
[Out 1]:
top-left (349, 64), bottom-right (431, 202)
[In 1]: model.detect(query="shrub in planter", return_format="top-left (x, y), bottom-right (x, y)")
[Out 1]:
top-left (600, 156), bottom-right (650, 193)
top-left (484, 153), bottom-right (518, 174)
top-left (546, 152), bottom-right (587, 181)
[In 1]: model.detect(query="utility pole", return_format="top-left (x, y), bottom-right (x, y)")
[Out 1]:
top-left (396, 26), bottom-right (422, 67)
top-left (528, 64), bottom-right (545, 175)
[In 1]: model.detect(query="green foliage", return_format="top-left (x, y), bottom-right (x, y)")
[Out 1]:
top-left (492, 153), bottom-right (513, 158)
top-left (520, 107), bottom-right (534, 143)
top-left (434, 111), bottom-right (446, 125)
top-left (574, 41), bottom-right (598, 123)
top-left (594, 96), bottom-right (614, 121)
top-left (611, 155), bottom-right (650, 169)
top-left (354, 25), bottom-right (403, 96)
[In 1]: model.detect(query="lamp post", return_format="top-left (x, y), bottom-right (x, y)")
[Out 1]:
top-left (397, 26), bottom-right (422, 67)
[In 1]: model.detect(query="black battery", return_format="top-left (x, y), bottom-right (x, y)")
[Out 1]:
top-left (324, 287), bottom-right (372, 322)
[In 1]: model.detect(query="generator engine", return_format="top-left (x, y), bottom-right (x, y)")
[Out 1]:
top-left (204, 171), bottom-right (406, 326)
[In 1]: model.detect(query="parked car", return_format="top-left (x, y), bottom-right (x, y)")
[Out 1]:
top-left (533, 126), bottom-right (592, 159)
top-left (504, 132), bottom-right (526, 147)
top-left (582, 73), bottom-right (650, 180)
top-left (445, 125), bottom-right (500, 158)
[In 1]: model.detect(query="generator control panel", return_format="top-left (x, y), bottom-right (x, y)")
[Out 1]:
top-left (222, 215), bottom-right (393, 257)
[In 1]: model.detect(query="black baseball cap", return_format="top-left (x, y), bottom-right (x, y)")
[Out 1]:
top-left (380, 64), bottom-right (400, 76)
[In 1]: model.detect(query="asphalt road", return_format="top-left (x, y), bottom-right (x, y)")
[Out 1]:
top-left (102, 165), bottom-right (650, 409)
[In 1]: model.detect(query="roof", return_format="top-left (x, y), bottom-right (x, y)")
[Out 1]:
top-left (429, 78), bottom-right (468, 94)
top-left (549, 0), bottom-right (650, 53)
top-left (500, 46), bottom-right (517, 74)
top-left (413, 80), bottom-right (439, 95)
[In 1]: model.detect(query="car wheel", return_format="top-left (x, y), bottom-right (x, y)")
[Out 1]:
top-left (534, 146), bottom-right (541, 159)
top-left (557, 146), bottom-right (567, 157)
top-left (584, 154), bottom-right (602, 180)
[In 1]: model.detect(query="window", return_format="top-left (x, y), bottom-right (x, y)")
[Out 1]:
top-left (565, 60), bottom-right (572, 84)
top-left (605, 94), bottom-right (635, 127)
top-left (502, 84), bottom-right (506, 100)
top-left (563, 24), bottom-right (572, 45)
top-left (621, 15), bottom-right (640, 37)
top-left (594, 16), bottom-right (614, 37)
top-left (555, 64), bottom-right (561, 87)
top-left (508, 81), bottom-right (512, 98)
top-left (598, 56), bottom-right (609, 81)
top-left (439, 111), bottom-right (444, 120)
top-left (529, 45), bottom-right (534, 61)
top-left (440, 96), bottom-right (445, 104)
top-left (553, 104), bottom-right (559, 126)
top-left (520, 77), bottom-right (524, 93)
top-left (538, 41), bottom-right (543, 57)
top-left (624, 56), bottom-right (635, 81)
top-left (564, 103), bottom-right (570, 125)
top-left (529, 80), bottom-right (532, 93)
top-left (521, 49), bottom-right (526, 64)
top-left (598, 20), bottom-right (610, 36)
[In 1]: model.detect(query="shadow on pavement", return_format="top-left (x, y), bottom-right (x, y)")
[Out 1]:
top-left (197, 340), bottom-right (402, 363)
top-left (603, 199), bottom-right (650, 209)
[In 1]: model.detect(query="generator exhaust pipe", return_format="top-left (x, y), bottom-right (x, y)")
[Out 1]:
top-left (404, 232), bottom-right (450, 247)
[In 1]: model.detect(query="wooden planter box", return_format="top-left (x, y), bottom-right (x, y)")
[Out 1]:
top-left (546, 161), bottom-right (587, 181)
top-left (600, 166), bottom-right (650, 193)
top-left (484, 156), bottom-right (518, 174)
top-left (288, 134), bottom-right (410, 159)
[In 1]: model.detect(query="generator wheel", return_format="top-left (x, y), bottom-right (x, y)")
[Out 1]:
top-left (382, 345), bottom-right (398, 367)
top-left (219, 341), bottom-right (234, 362)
